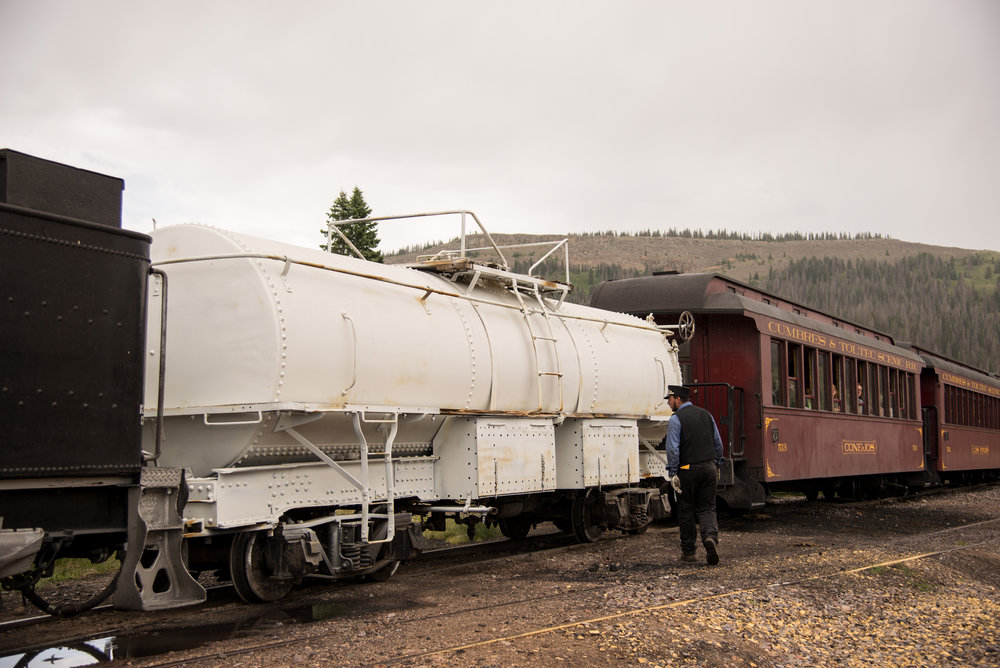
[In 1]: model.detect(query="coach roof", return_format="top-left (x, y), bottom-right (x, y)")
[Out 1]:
top-left (591, 272), bottom-right (922, 366)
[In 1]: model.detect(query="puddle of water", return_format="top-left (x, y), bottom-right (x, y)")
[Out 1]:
top-left (0, 602), bottom-right (352, 666)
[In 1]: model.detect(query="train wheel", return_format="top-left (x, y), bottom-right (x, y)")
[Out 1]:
top-left (229, 531), bottom-right (294, 603)
top-left (498, 517), bottom-right (533, 540)
top-left (571, 488), bottom-right (604, 543)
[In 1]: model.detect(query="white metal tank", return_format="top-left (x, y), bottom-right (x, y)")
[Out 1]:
top-left (143, 224), bottom-right (680, 476)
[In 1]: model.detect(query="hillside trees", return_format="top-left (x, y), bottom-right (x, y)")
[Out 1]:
top-left (762, 253), bottom-right (1000, 373)
top-left (320, 187), bottom-right (383, 263)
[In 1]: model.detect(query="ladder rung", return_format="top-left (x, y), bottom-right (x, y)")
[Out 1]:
top-left (539, 371), bottom-right (563, 377)
top-left (533, 335), bottom-right (558, 342)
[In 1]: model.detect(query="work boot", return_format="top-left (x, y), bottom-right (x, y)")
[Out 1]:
top-left (680, 553), bottom-right (697, 562)
top-left (704, 538), bottom-right (719, 565)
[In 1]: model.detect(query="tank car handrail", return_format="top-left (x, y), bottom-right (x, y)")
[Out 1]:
top-left (326, 210), bottom-right (508, 268)
top-left (527, 238), bottom-right (570, 286)
top-left (425, 238), bottom-right (572, 288)
top-left (151, 252), bottom-right (668, 336)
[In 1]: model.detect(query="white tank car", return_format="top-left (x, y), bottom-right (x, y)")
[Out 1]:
top-left (143, 216), bottom-right (684, 602)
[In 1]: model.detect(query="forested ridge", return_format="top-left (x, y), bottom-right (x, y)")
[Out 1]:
top-left (757, 253), bottom-right (1000, 374)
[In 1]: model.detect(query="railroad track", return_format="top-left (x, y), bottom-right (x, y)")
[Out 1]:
top-left (125, 515), bottom-right (1000, 667)
top-left (2, 484), bottom-right (996, 665)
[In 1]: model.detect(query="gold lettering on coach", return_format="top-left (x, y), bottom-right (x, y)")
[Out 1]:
top-left (843, 440), bottom-right (878, 455)
top-left (766, 320), bottom-right (919, 372)
top-left (972, 446), bottom-right (991, 456)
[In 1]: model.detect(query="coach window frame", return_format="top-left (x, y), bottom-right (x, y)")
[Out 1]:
top-left (770, 339), bottom-right (784, 406)
top-left (787, 343), bottom-right (803, 409)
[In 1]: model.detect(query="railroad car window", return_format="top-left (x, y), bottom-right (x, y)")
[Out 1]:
top-left (905, 372), bottom-right (915, 419)
top-left (787, 343), bottom-right (802, 408)
top-left (856, 363), bottom-right (868, 415)
top-left (770, 339), bottom-right (784, 406)
top-left (870, 364), bottom-right (883, 417)
top-left (945, 386), bottom-right (956, 424)
top-left (846, 360), bottom-right (859, 414)
top-left (831, 354), bottom-right (845, 412)
top-left (817, 351), bottom-right (830, 411)
top-left (889, 369), bottom-right (901, 417)
top-left (803, 348), bottom-right (817, 409)
top-left (899, 374), bottom-right (907, 420)
top-left (901, 373), bottom-right (913, 420)
top-left (878, 366), bottom-right (889, 417)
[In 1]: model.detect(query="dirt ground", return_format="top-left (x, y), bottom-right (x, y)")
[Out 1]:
top-left (2, 485), bottom-right (999, 667)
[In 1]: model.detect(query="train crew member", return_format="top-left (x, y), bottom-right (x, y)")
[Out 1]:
top-left (663, 385), bottom-right (724, 565)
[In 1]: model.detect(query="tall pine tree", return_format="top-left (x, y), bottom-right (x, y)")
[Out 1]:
top-left (320, 187), bottom-right (383, 262)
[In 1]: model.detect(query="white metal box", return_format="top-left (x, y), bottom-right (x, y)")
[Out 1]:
top-left (555, 419), bottom-right (640, 488)
top-left (433, 417), bottom-right (557, 499)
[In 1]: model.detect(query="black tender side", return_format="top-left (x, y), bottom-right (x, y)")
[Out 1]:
top-left (0, 153), bottom-right (150, 545)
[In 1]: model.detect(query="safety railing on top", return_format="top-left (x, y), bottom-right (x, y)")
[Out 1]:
top-left (326, 210), bottom-right (571, 291)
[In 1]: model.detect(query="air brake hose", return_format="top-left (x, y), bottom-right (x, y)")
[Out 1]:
top-left (21, 567), bottom-right (121, 618)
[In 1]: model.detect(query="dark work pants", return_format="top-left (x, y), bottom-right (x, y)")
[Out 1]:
top-left (678, 461), bottom-right (719, 554)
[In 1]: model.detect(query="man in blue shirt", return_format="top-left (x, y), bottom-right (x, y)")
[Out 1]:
top-left (664, 385), bottom-right (724, 565)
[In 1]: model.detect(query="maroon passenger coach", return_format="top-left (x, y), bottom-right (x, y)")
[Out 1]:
top-left (910, 345), bottom-right (1000, 481)
top-left (591, 272), bottom-right (941, 510)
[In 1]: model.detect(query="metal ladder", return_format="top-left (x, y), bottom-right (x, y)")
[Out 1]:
top-left (512, 279), bottom-right (564, 412)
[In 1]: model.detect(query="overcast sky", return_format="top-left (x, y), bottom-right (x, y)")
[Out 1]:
top-left (3, 1), bottom-right (999, 254)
